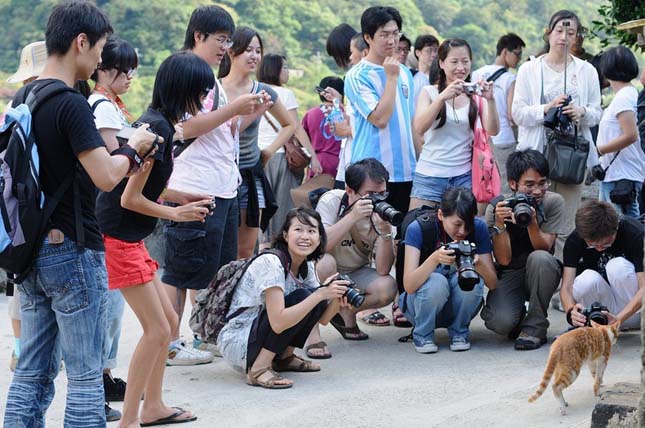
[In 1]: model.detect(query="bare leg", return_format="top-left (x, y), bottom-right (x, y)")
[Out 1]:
top-left (11, 319), bottom-right (20, 339)
top-left (162, 283), bottom-right (187, 341)
top-left (238, 208), bottom-right (261, 259)
top-left (305, 255), bottom-right (338, 355)
top-left (249, 348), bottom-right (293, 387)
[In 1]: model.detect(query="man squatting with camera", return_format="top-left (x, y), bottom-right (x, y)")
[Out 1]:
top-left (314, 158), bottom-right (398, 342)
top-left (560, 200), bottom-right (644, 330)
top-left (480, 149), bottom-right (566, 350)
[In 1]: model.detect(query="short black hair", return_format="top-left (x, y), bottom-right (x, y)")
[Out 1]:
top-left (414, 34), bottom-right (439, 59)
top-left (506, 149), bottom-right (549, 182)
top-left (351, 33), bottom-right (368, 52)
top-left (151, 51), bottom-right (215, 124)
top-left (495, 33), bottom-right (525, 56)
top-left (45, 1), bottom-right (113, 56)
top-left (399, 34), bottom-right (411, 49)
top-left (318, 76), bottom-right (344, 103)
top-left (91, 36), bottom-right (138, 82)
top-left (361, 6), bottom-right (402, 39)
top-left (273, 207), bottom-right (327, 263)
top-left (345, 158), bottom-right (389, 192)
top-left (440, 187), bottom-right (477, 235)
top-left (183, 5), bottom-right (235, 50)
top-left (326, 23), bottom-right (357, 70)
top-left (257, 54), bottom-right (285, 87)
top-left (217, 26), bottom-right (263, 79)
top-left (600, 46), bottom-right (639, 83)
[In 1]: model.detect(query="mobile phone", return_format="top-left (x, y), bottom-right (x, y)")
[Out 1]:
top-left (314, 86), bottom-right (326, 94)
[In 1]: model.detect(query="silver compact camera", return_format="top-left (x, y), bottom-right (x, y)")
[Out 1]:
top-left (462, 82), bottom-right (482, 96)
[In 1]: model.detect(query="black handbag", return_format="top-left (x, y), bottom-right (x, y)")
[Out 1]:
top-left (543, 127), bottom-right (590, 185)
top-left (609, 179), bottom-right (637, 205)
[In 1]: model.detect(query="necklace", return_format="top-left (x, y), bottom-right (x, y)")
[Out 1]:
top-left (94, 84), bottom-right (133, 123)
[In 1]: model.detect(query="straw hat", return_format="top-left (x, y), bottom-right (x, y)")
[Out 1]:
top-left (7, 41), bottom-right (47, 84)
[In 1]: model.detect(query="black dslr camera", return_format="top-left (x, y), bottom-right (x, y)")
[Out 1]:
top-left (322, 274), bottom-right (365, 308)
top-left (589, 164), bottom-right (606, 183)
top-left (443, 240), bottom-right (479, 291)
top-left (503, 193), bottom-right (536, 227)
top-left (543, 95), bottom-right (573, 135)
top-left (366, 194), bottom-right (403, 226)
top-left (581, 302), bottom-right (609, 327)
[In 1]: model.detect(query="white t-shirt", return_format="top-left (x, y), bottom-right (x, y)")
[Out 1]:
top-left (87, 93), bottom-right (128, 130)
top-left (599, 86), bottom-right (645, 183)
top-left (258, 85), bottom-right (298, 154)
top-left (335, 103), bottom-right (355, 182)
top-left (415, 85), bottom-right (474, 178)
top-left (167, 80), bottom-right (241, 199)
top-left (412, 71), bottom-right (430, 110)
top-left (471, 65), bottom-right (516, 145)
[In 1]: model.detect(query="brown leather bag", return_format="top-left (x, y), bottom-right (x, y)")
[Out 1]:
top-left (263, 112), bottom-right (311, 173)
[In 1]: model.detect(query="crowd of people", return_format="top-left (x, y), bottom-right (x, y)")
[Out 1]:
top-left (2, 2), bottom-right (644, 427)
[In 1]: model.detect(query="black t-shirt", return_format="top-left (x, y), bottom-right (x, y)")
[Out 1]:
top-left (563, 217), bottom-right (644, 278)
top-left (14, 79), bottom-right (106, 251)
top-left (96, 108), bottom-right (174, 242)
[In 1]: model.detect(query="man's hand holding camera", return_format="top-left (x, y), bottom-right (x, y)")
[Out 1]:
top-left (567, 302), bottom-right (617, 328)
top-left (349, 197), bottom-right (374, 221)
top-left (128, 123), bottom-right (163, 160)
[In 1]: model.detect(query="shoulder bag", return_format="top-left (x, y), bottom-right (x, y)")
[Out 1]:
top-left (263, 111), bottom-right (311, 173)
top-left (471, 95), bottom-right (501, 203)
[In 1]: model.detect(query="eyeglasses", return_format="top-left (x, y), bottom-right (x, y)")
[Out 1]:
top-left (585, 237), bottom-right (615, 250)
top-left (519, 180), bottom-right (550, 191)
top-left (359, 190), bottom-right (389, 199)
top-left (211, 35), bottom-right (233, 49)
top-left (120, 68), bottom-right (137, 79)
top-left (510, 49), bottom-right (523, 58)
top-left (377, 31), bottom-right (402, 42)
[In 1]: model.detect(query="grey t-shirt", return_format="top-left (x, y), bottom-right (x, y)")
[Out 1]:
top-left (238, 82), bottom-right (278, 169)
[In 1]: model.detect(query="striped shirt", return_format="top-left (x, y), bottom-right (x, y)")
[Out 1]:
top-left (344, 59), bottom-right (416, 182)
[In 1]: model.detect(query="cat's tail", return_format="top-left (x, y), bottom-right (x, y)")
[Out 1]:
top-left (528, 351), bottom-right (558, 403)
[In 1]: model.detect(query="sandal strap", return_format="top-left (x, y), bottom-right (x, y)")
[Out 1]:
top-left (248, 367), bottom-right (286, 387)
top-left (305, 341), bottom-right (328, 350)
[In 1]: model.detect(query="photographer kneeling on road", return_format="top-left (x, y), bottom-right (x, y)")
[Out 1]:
top-left (314, 158), bottom-right (398, 347)
top-left (481, 150), bottom-right (565, 350)
top-left (400, 187), bottom-right (497, 353)
top-left (561, 200), bottom-right (644, 329)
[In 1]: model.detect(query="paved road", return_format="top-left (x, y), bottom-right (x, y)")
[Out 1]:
top-left (0, 296), bottom-right (639, 427)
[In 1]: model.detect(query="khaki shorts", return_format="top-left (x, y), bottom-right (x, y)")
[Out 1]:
top-left (8, 288), bottom-right (20, 321)
top-left (342, 266), bottom-right (386, 293)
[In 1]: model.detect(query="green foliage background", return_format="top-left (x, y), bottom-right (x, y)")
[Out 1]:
top-left (0, 0), bottom-right (632, 117)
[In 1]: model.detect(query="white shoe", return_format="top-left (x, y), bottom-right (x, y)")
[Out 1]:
top-left (192, 337), bottom-right (222, 358)
top-left (450, 336), bottom-right (471, 352)
top-left (167, 342), bottom-right (214, 366)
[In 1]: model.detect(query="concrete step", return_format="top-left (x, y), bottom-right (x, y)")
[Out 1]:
top-left (591, 382), bottom-right (639, 428)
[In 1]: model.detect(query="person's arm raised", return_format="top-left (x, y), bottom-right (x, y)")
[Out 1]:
top-left (366, 56), bottom-right (400, 129)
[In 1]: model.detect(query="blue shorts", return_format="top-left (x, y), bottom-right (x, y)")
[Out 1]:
top-left (410, 171), bottom-right (472, 203)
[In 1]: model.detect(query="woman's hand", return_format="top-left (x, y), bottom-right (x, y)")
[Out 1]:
top-left (562, 104), bottom-right (586, 123)
top-left (321, 87), bottom-right (343, 103)
top-left (260, 148), bottom-right (273, 167)
top-left (478, 80), bottom-right (495, 100)
top-left (171, 199), bottom-right (213, 223)
top-left (438, 80), bottom-right (464, 102)
top-left (317, 274), bottom-right (349, 301)
top-left (432, 245), bottom-right (457, 266)
top-left (173, 122), bottom-right (184, 142)
top-left (543, 94), bottom-right (569, 115)
top-left (309, 154), bottom-right (323, 176)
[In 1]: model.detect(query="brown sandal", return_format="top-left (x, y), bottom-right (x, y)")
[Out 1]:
top-left (246, 367), bottom-right (293, 389)
top-left (273, 354), bottom-right (321, 372)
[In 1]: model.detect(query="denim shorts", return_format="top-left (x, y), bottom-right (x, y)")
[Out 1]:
top-left (410, 171), bottom-right (472, 203)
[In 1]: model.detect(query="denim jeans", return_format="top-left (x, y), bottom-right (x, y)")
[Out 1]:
top-left (102, 289), bottom-right (125, 370)
top-left (4, 237), bottom-right (108, 428)
top-left (399, 268), bottom-right (484, 342)
top-left (599, 180), bottom-right (641, 219)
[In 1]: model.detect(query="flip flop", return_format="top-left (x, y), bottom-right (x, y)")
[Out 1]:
top-left (330, 314), bottom-right (369, 341)
top-left (392, 304), bottom-right (412, 328)
top-left (140, 407), bottom-right (197, 427)
top-left (305, 341), bottom-right (332, 359)
top-left (361, 310), bottom-right (391, 326)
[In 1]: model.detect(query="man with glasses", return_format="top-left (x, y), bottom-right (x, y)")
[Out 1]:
top-left (315, 158), bottom-right (398, 341)
top-left (472, 33), bottom-right (526, 194)
top-left (560, 200), bottom-right (643, 330)
top-left (411, 34), bottom-right (439, 106)
top-left (344, 6), bottom-right (417, 217)
top-left (481, 150), bottom-right (565, 350)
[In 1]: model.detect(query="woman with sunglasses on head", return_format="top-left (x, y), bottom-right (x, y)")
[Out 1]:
top-left (512, 10), bottom-right (602, 259)
top-left (218, 27), bottom-right (297, 259)
top-left (96, 52), bottom-right (215, 428)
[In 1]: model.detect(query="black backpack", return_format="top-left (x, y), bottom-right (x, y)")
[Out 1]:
top-left (0, 80), bottom-right (78, 284)
top-left (394, 205), bottom-right (439, 294)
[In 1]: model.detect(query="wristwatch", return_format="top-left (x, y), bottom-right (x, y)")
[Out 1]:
top-left (492, 224), bottom-right (507, 235)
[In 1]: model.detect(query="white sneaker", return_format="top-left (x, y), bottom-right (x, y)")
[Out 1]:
top-left (167, 342), bottom-right (214, 366)
top-left (450, 336), bottom-right (471, 352)
top-left (192, 337), bottom-right (222, 358)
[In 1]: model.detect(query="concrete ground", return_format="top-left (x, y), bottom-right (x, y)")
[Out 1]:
top-left (0, 295), bottom-right (640, 428)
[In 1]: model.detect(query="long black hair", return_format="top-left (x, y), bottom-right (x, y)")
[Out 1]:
top-left (435, 38), bottom-right (477, 131)
top-left (257, 54), bottom-right (286, 86)
top-left (218, 26), bottom-right (263, 79)
top-left (439, 187), bottom-right (477, 237)
top-left (326, 23), bottom-right (357, 70)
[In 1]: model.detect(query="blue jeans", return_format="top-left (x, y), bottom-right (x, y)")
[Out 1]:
top-left (411, 171), bottom-right (472, 202)
top-left (599, 180), bottom-right (641, 219)
top-left (4, 237), bottom-right (108, 428)
top-left (399, 268), bottom-right (484, 342)
top-left (102, 289), bottom-right (125, 370)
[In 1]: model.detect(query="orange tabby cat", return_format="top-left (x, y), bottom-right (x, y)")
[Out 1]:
top-left (528, 321), bottom-right (619, 415)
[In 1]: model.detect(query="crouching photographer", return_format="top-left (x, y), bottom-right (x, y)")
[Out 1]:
top-left (481, 150), bottom-right (565, 350)
top-left (561, 200), bottom-right (644, 329)
top-left (313, 159), bottom-right (398, 349)
top-left (400, 187), bottom-right (497, 353)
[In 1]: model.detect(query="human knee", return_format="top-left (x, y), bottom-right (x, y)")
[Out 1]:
top-left (605, 257), bottom-right (635, 285)
top-left (573, 269), bottom-right (604, 300)
top-left (370, 275), bottom-right (397, 304)
top-left (315, 254), bottom-right (337, 281)
top-left (482, 303), bottom-right (522, 335)
top-left (415, 273), bottom-right (450, 302)
top-left (526, 250), bottom-right (555, 270)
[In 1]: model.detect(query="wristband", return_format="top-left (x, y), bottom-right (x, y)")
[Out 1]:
top-left (112, 145), bottom-right (143, 174)
top-left (379, 233), bottom-right (394, 241)
top-left (566, 307), bottom-right (574, 326)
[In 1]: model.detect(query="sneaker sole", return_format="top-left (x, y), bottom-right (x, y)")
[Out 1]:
top-left (414, 346), bottom-right (438, 354)
top-left (450, 345), bottom-right (471, 352)
top-left (194, 345), bottom-right (223, 358)
top-left (166, 357), bottom-right (214, 367)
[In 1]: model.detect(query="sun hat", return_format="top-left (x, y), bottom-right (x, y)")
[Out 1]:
top-left (7, 41), bottom-right (47, 84)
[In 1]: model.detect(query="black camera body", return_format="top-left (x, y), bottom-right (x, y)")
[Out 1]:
top-left (366, 194), bottom-right (403, 226)
top-left (443, 240), bottom-right (479, 291)
top-left (336, 273), bottom-right (365, 308)
top-left (503, 193), bottom-right (536, 227)
top-left (581, 302), bottom-right (609, 327)
top-left (589, 164), bottom-right (606, 182)
top-left (543, 95), bottom-right (573, 134)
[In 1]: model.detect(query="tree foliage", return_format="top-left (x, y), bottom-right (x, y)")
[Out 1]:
top-left (590, 0), bottom-right (645, 52)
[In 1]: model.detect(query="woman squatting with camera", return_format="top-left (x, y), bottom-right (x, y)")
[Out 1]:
top-left (512, 10), bottom-right (602, 259)
top-left (400, 187), bottom-right (497, 353)
top-left (217, 208), bottom-right (351, 389)
top-left (410, 38), bottom-right (499, 211)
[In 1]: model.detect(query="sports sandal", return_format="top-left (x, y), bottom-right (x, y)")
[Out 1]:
top-left (246, 367), bottom-right (293, 389)
top-left (273, 354), bottom-right (321, 372)
top-left (305, 341), bottom-right (332, 359)
top-left (140, 407), bottom-right (197, 426)
top-left (361, 310), bottom-right (391, 326)
top-left (330, 315), bottom-right (369, 341)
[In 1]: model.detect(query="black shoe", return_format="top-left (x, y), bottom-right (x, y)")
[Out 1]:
top-left (105, 402), bottom-right (121, 422)
top-left (514, 333), bottom-right (548, 351)
top-left (104, 373), bottom-right (127, 402)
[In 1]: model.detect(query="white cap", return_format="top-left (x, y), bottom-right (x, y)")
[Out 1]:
top-left (7, 41), bottom-right (47, 84)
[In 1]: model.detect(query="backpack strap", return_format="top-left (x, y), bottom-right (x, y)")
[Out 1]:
top-left (486, 67), bottom-right (508, 83)
top-left (173, 83), bottom-right (220, 158)
top-left (90, 98), bottom-right (110, 113)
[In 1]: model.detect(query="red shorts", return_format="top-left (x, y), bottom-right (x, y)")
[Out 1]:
top-left (103, 235), bottom-right (159, 290)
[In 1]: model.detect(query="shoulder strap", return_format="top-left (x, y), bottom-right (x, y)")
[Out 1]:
top-left (173, 85), bottom-right (222, 158)
top-left (263, 112), bottom-right (280, 133)
top-left (90, 98), bottom-right (110, 113)
top-left (487, 67), bottom-right (508, 83)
